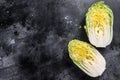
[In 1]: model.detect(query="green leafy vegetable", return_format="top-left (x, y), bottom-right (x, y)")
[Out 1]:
top-left (68, 39), bottom-right (106, 77)
top-left (84, 1), bottom-right (113, 47)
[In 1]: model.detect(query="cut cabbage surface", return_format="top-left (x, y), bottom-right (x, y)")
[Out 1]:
top-left (84, 1), bottom-right (113, 47)
top-left (68, 39), bottom-right (106, 77)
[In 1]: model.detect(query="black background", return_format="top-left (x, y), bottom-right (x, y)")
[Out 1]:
top-left (0, 0), bottom-right (120, 80)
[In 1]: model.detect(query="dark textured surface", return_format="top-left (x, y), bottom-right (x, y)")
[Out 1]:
top-left (0, 0), bottom-right (120, 80)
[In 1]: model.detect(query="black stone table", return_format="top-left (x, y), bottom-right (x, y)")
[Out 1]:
top-left (0, 0), bottom-right (120, 80)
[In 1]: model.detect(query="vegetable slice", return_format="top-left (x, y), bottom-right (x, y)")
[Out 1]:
top-left (84, 1), bottom-right (113, 47)
top-left (68, 39), bottom-right (106, 77)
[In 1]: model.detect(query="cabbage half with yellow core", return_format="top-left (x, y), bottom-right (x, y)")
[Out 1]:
top-left (68, 39), bottom-right (106, 77)
top-left (84, 1), bottom-right (113, 47)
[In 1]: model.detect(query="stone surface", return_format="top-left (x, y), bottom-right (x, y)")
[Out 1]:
top-left (0, 0), bottom-right (120, 80)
